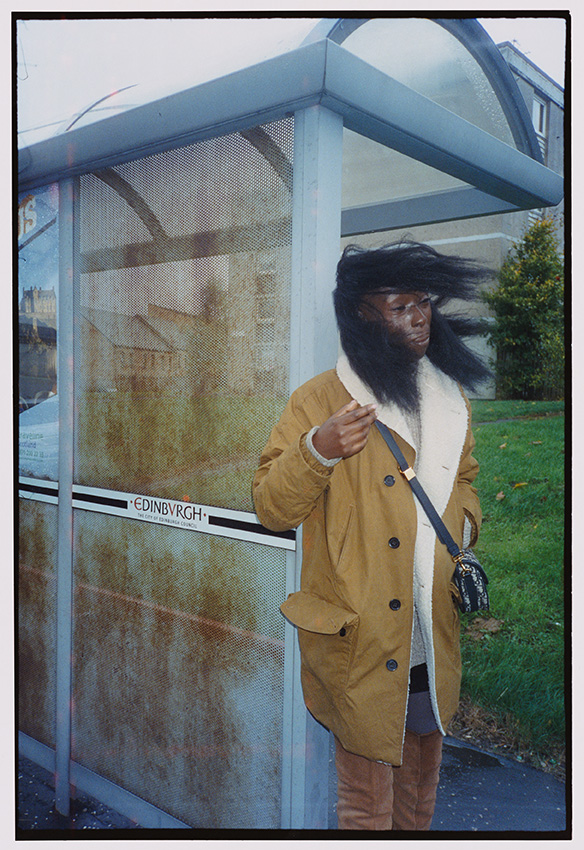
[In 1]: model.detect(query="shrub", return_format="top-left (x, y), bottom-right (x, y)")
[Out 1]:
top-left (484, 219), bottom-right (564, 400)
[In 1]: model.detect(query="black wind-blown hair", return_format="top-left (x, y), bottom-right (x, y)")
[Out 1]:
top-left (333, 241), bottom-right (492, 410)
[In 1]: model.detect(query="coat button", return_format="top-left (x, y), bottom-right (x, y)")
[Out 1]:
top-left (339, 627), bottom-right (347, 637)
top-left (389, 599), bottom-right (401, 610)
top-left (388, 537), bottom-right (400, 548)
top-left (386, 659), bottom-right (398, 671)
top-left (384, 475), bottom-right (395, 487)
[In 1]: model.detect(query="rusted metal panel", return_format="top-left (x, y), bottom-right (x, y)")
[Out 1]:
top-left (18, 501), bottom-right (58, 747)
top-left (72, 512), bottom-right (285, 828)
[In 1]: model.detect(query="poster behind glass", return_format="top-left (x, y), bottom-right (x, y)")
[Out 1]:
top-left (18, 184), bottom-right (59, 481)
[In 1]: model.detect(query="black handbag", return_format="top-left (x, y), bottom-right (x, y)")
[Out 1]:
top-left (375, 421), bottom-right (489, 614)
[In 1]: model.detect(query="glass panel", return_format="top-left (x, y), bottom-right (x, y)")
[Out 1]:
top-left (72, 510), bottom-right (286, 827)
top-left (18, 183), bottom-right (59, 481)
top-left (341, 19), bottom-right (522, 214)
top-left (341, 18), bottom-right (516, 146)
top-left (18, 501), bottom-right (58, 748)
top-left (76, 120), bottom-right (293, 510)
top-left (342, 128), bottom-right (469, 209)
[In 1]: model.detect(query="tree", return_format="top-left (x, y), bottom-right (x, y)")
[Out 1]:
top-left (484, 218), bottom-right (564, 400)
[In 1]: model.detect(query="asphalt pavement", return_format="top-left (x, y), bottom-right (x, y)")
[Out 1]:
top-left (433, 737), bottom-right (568, 834)
top-left (17, 755), bottom-right (141, 832)
top-left (16, 736), bottom-right (569, 836)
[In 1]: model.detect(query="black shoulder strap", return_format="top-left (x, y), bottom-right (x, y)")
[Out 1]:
top-left (374, 420), bottom-right (461, 561)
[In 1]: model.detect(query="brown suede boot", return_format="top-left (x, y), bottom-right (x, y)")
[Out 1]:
top-left (334, 737), bottom-right (394, 830)
top-left (391, 729), bottom-right (443, 830)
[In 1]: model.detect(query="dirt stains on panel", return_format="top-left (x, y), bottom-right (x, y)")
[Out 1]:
top-left (72, 511), bottom-right (285, 827)
top-left (18, 501), bottom-right (58, 747)
top-left (81, 218), bottom-right (292, 273)
top-left (77, 123), bottom-right (293, 512)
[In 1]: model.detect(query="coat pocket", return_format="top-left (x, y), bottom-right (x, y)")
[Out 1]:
top-left (448, 580), bottom-right (462, 633)
top-left (449, 580), bottom-right (462, 606)
top-left (281, 591), bottom-right (359, 696)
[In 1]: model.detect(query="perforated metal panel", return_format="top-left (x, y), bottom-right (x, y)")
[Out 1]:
top-left (77, 121), bottom-right (292, 508)
top-left (72, 119), bottom-right (293, 827)
top-left (72, 512), bottom-right (286, 827)
top-left (18, 501), bottom-right (58, 748)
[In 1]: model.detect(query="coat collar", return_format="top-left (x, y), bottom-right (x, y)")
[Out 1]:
top-left (335, 351), bottom-right (469, 516)
top-left (336, 351), bottom-right (417, 449)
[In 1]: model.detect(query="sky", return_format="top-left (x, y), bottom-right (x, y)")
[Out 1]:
top-left (478, 15), bottom-right (566, 85)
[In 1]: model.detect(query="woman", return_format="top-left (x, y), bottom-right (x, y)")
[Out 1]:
top-left (253, 241), bottom-right (490, 830)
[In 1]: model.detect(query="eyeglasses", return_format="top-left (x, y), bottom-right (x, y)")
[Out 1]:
top-left (372, 293), bottom-right (433, 317)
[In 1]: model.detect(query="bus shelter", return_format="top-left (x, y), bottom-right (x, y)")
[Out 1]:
top-left (17, 17), bottom-right (563, 830)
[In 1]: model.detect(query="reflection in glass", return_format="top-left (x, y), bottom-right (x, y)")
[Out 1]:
top-left (18, 184), bottom-right (59, 481)
top-left (342, 127), bottom-right (470, 210)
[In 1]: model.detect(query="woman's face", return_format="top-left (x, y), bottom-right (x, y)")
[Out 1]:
top-left (361, 290), bottom-right (432, 358)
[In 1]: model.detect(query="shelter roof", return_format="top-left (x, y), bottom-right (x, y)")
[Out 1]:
top-left (17, 17), bottom-right (563, 219)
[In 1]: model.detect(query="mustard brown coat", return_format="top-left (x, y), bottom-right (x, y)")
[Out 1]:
top-left (252, 354), bottom-right (481, 765)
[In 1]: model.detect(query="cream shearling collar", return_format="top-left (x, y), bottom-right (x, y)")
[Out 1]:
top-left (335, 351), bottom-right (468, 515)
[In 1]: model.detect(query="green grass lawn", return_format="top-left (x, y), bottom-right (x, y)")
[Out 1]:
top-left (460, 400), bottom-right (566, 762)
top-left (471, 398), bottom-right (565, 423)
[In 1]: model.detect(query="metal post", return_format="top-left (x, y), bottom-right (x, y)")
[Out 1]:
top-left (54, 177), bottom-right (77, 814)
top-left (281, 104), bottom-right (343, 830)
top-left (289, 105), bottom-right (343, 392)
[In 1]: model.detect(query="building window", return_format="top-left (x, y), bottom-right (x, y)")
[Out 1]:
top-left (532, 95), bottom-right (547, 134)
top-left (528, 208), bottom-right (543, 227)
top-left (532, 94), bottom-right (548, 160)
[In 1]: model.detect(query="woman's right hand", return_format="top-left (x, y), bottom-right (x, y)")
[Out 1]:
top-left (312, 399), bottom-right (378, 460)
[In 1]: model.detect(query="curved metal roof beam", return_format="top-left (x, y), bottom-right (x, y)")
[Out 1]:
top-left (61, 85), bottom-right (138, 134)
top-left (302, 16), bottom-right (544, 161)
top-left (300, 18), bottom-right (365, 45)
top-left (239, 127), bottom-right (293, 193)
top-left (433, 18), bottom-right (543, 161)
top-left (94, 166), bottom-right (167, 242)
